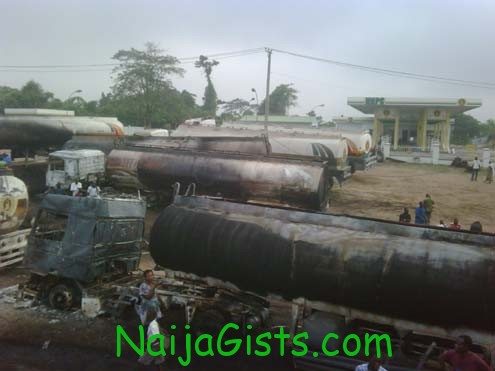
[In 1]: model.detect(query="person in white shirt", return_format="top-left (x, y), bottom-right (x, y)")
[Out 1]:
top-left (69, 180), bottom-right (82, 196)
top-left (471, 157), bottom-right (481, 182)
top-left (138, 308), bottom-right (165, 368)
top-left (438, 220), bottom-right (447, 228)
top-left (87, 182), bottom-right (101, 198)
top-left (355, 355), bottom-right (388, 371)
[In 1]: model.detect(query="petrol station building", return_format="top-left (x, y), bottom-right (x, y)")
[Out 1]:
top-left (347, 97), bottom-right (482, 151)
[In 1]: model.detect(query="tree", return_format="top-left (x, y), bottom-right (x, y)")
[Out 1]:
top-left (219, 98), bottom-right (254, 120)
top-left (451, 114), bottom-right (481, 145)
top-left (258, 84), bottom-right (298, 115)
top-left (195, 55), bottom-right (219, 117)
top-left (479, 119), bottom-right (495, 137)
top-left (17, 80), bottom-right (55, 108)
top-left (111, 42), bottom-right (185, 128)
top-left (0, 86), bottom-right (21, 111)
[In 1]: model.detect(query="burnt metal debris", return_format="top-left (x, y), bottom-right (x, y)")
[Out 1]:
top-left (150, 195), bottom-right (495, 333)
top-left (107, 147), bottom-right (331, 210)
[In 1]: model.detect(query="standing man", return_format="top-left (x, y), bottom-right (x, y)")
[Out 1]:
top-left (439, 335), bottom-right (490, 371)
top-left (471, 156), bottom-right (481, 182)
top-left (423, 194), bottom-right (435, 224)
top-left (69, 179), bottom-right (82, 196)
top-left (485, 160), bottom-right (494, 184)
top-left (137, 307), bottom-right (166, 370)
top-left (137, 269), bottom-right (162, 324)
top-left (87, 182), bottom-right (101, 198)
top-left (414, 202), bottom-right (427, 225)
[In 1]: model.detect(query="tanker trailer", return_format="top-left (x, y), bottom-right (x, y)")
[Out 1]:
top-left (268, 136), bottom-right (348, 169)
top-left (0, 109), bottom-right (124, 157)
top-left (126, 136), bottom-right (271, 155)
top-left (149, 195), bottom-right (495, 337)
top-left (0, 170), bottom-right (30, 268)
top-left (107, 148), bottom-right (330, 211)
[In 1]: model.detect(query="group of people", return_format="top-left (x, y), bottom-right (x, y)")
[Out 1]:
top-left (471, 156), bottom-right (494, 183)
top-left (399, 194), bottom-right (484, 232)
top-left (399, 194), bottom-right (435, 225)
top-left (48, 180), bottom-right (101, 198)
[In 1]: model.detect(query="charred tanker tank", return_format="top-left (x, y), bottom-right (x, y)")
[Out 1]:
top-left (150, 196), bottom-right (495, 334)
top-left (107, 148), bottom-right (330, 210)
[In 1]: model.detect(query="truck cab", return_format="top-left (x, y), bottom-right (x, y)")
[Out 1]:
top-left (23, 194), bottom-right (146, 309)
top-left (46, 149), bottom-right (105, 189)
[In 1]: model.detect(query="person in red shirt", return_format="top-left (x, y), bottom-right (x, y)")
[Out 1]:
top-left (439, 335), bottom-right (491, 371)
top-left (449, 218), bottom-right (462, 230)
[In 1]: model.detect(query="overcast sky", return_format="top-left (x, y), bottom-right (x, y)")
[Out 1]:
top-left (1, 0), bottom-right (494, 121)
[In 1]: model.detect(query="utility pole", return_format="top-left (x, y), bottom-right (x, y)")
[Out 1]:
top-left (264, 48), bottom-right (272, 135)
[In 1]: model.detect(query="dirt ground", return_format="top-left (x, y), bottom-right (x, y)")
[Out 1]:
top-left (331, 161), bottom-right (495, 232)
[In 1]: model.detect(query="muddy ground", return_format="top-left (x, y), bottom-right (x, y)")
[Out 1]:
top-left (331, 161), bottom-right (495, 232)
top-left (1, 161), bottom-right (492, 370)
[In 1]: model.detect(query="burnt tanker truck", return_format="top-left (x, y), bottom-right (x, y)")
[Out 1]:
top-left (149, 195), bottom-right (495, 344)
top-left (106, 145), bottom-right (331, 211)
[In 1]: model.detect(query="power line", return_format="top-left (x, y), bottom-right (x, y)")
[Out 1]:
top-left (0, 48), bottom-right (265, 69)
top-left (1, 45), bottom-right (492, 91)
top-left (0, 51), bottom-right (264, 72)
top-left (271, 48), bottom-right (495, 89)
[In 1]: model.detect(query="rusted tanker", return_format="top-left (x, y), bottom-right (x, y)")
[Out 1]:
top-left (107, 148), bottom-right (330, 210)
top-left (150, 195), bottom-right (495, 334)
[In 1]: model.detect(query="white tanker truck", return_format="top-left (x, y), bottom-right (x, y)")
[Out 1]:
top-left (0, 169), bottom-right (30, 268)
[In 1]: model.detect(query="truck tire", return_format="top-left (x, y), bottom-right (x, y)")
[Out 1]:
top-left (48, 283), bottom-right (75, 310)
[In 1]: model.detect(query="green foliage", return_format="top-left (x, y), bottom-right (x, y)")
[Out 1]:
top-left (479, 119), bottom-right (495, 137)
top-left (0, 86), bottom-right (21, 111)
top-left (451, 113), bottom-right (481, 145)
top-left (0, 80), bottom-right (58, 110)
top-left (202, 82), bottom-right (218, 117)
top-left (258, 84), bottom-right (298, 115)
top-left (17, 80), bottom-right (54, 107)
top-left (111, 42), bottom-right (185, 128)
top-left (219, 98), bottom-right (253, 120)
top-left (195, 55), bottom-right (219, 117)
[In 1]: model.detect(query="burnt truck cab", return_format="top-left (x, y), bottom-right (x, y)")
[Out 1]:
top-left (23, 194), bottom-right (146, 309)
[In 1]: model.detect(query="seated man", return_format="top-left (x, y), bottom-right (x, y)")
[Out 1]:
top-left (449, 218), bottom-right (462, 230)
top-left (136, 269), bottom-right (162, 324)
top-left (399, 208), bottom-right (411, 223)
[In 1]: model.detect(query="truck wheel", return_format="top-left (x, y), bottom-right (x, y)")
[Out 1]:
top-left (48, 283), bottom-right (75, 310)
